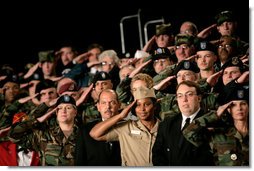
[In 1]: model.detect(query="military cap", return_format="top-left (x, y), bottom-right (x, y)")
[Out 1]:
top-left (215, 10), bottom-right (236, 25)
top-left (156, 23), bottom-right (173, 36)
top-left (195, 41), bottom-right (217, 53)
top-left (132, 86), bottom-right (156, 100)
top-left (56, 94), bottom-right (76, 107)
top-left (175, 34), bottom-right (195, 46)
top-left (58, 82), bottom-right (78, 95)
top-left (221, 57), bottom-right (245, 72)
top-left (12, 112), bottom-right (29, 124)
top-left (92, 71), bottom-right (111, 84)
top-left (152, 47), bottom-right (177, 62)
top-left (173, 60), bottom-right (200, 75)
top-left (224, 85), bottom-right (249, 104)
top-left (38, 50), bottom-right (55, 63)
top-left (35, 79), bottom-right (56, 94)
top-left (134, 50), bottom-right (150, 59)
top-left (0, 74), bottom-right (19, 88)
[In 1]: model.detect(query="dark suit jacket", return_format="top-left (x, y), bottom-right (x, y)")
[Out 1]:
top-left (152, 110), bottom-right (215, 166)
top-left (75, 119), bottom-right (121, 166)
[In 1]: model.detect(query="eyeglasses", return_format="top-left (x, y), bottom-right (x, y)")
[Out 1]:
top-left (154, 59), bottom-right (167, 64)
top-left (218, 44), bottom-right (232, 49)
top-left (176, 91), bottom-right (197, 99)
top-left (176, 73), bottom-right (194, 79)
top-left (101, 61), bottom-right (115, 66)
top-left (176, 45), bottom-right (189, 50)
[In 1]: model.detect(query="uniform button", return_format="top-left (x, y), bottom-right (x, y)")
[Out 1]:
top-left (166, 148), bottom-right (170, 152)
top-left (231, 154), bottom-right (237, 161)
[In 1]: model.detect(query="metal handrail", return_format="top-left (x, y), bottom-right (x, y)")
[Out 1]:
top-left (120, 9), bottom-right (143, 54)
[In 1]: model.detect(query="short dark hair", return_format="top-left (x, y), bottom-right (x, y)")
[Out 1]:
top-left (176, 80), bottom-right (201, 95)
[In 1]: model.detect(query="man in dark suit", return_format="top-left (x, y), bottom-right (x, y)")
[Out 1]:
top-left (75, 89), bottom-right (121, 166)
top-left (152, 81), bottom-right (214, 166)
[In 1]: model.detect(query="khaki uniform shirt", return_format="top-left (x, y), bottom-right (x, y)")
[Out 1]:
top-left (106, 119), bottom-right (159, 166)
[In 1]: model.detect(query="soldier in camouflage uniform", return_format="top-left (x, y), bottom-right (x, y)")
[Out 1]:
top-left (183, 84), bottom-right (249, 166)
top-left (8, 95), bottom-right (80, 166)
top-left (79, 71), bottom-right (113, 124)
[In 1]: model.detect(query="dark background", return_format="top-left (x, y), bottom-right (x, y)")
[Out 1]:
top-left (0, 0), bottom-right (249, 73)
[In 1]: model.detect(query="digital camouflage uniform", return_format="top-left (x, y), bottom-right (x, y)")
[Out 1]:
top-left (183, 111), bottom-right (249, 166)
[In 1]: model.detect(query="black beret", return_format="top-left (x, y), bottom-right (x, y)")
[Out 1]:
top-left (56, 94), bottom-right (76, 107)
top-left (0, 74), bottom-right (19, 88)
top-left (92, 71), bottom-right (111, 84)
top-left (35, 79), bottom-right (56, 94)
top-left (221, 57), bottom-right (245, 72)
top-left (152, 47), bottom-right (177, 62)
top-left (195, 41), bottom-right (217, 53)
top-left (173, 60), bottom-right (200, 75)
top-left (215, 10), bottom-right (236, 25)
top-left (223, 84), bottom-right (249, 104)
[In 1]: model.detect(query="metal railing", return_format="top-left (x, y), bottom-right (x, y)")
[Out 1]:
top-left (120, 9), bottom-right (143, 54)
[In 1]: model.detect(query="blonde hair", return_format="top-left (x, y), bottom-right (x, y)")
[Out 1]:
top-left (131, 73), bottom-right (154, 89)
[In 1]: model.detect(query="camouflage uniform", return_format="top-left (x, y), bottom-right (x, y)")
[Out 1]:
top-left (8, 103), bottom-right (80, 166)
top-left (116, 76), bottom-right (133, 105)
top-left (183, 111), bottom-right (249, 166)
top-left (78, 98), bottom-right (100, 124)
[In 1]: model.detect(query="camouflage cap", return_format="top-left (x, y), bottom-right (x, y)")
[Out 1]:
top-left (92, 71), bottom-right (111, 84)
top-left (215, 10), bottom-right (235, 25)
top-left (132, 86), bottom-right (156, 100)
top-left (56, 94), bottom-right (76, 107)
top-left (175, 34), bottom-right (195, 46)
top-left (38, 50), bottom-right (55, 63)
top-left (156, 23), bottom-right (173, 36)
top-left (173, 60), bottom-right (200, 75)
top-left (196, 41), bottom-right (217, 53)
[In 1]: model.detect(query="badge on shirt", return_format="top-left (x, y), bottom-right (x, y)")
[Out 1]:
top-left (131, 130), bottom-right (141, 135)
top-left (230, 153), bottom-right (237, 161)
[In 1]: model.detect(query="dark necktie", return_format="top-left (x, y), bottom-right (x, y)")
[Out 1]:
top-left (182, 117), bottom-right (190, 130)
top-left (179, 118), bottom-right (190, 148)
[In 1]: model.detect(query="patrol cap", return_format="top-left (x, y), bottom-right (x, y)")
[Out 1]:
top-left (224, 85), bottom-right (249, 104)
top-left (38, 50), bottom-right (55, 63)
top-left (175, 34), bottom-right (195, 46)
top-left (221, 57), bottom-right (245, 72)
top-left (92, 71), bottom-right (111, 84)
top-left (152, 47), bottom-right (177, 62)
top-left (132, 86), bottom-right (156, 100)
top-left (215, 10), bottom-right (236, 25)
top-left (173, 60), bottom-right (200, 75)
top-left (156, 23), bottom-right (173, 36)
top-left (195, 41), bottom-right (217, 53)
top-left (56, 94), bottom-right (76, 107)
top-left (58, 82), bottom-right (78, 95)
top-left (35, 79), bottom-right (56, 94)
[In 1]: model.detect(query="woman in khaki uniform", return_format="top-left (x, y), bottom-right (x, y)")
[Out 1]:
top-left (90, 86), bottom-right (160, 166)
